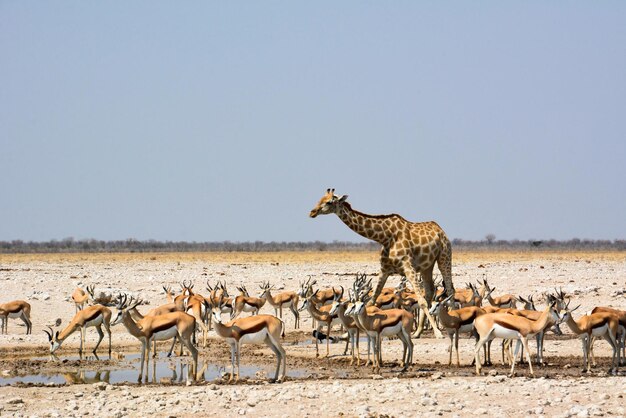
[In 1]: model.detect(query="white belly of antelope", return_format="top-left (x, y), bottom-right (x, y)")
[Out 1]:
top-left (152, 327), bottom-right (178, 341)
top-left (458, 323), bottom-right (474, 334)
top-left (8, 311), bottom-right (23, 319)
top-left (591, 324), bottom-right (609, 337)
top-left (242, 304), bottom-right (257, 313)
top-left (84, 316), bottom-right (103, 328)
top-left (237, 329), bottom-right (269, 345)
top-left (491, 324), bottom-right (521, 340)
top-left (380, 322), bottom-right (403, 337)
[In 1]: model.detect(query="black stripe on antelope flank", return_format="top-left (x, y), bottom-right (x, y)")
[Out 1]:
top-left (592, 318), bottom-right (609, 330)
top-left (494, 320), bottom-right (521, 332)
top-left (382, 315), bottom-right (403, 329)
top-left (151, 322), bottom-right (177, 334)
top-left (83, 310), bottom-right (102, 323)
top-left (460, 315), bottom-right (476, 327)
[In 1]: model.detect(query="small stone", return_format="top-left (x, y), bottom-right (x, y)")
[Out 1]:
top-left (355, 405), bottom-right (370, 416)
top-left (74, 392), bottom-right (84, 398)
top-left (6, 398), bottom-right (24, 404)
top-left (474, 408), bottom-right (487, 415)
top-left (93, 382), bottom-right (108, 391)
top-left (431, 372), bottom-right (443, 380)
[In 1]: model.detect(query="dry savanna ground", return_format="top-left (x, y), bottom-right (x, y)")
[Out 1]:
top-left (0, 250), bottom-right (625, 417)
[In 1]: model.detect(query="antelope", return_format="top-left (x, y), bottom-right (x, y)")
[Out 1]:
top-left (452, 283), bottom-right (478, 307)
top-left (207, 281), bottom-right (233, 316)
top-left (210, 296), bottom-right (286, 383)
top-left (504, 302), bottom-right (561, 366)
top-left (259, 281), bottom-right (300, 329)
top-left (483, 278), bottom-right (519, 309)
top-left (346, 292), bottom-right (414, 373)
top-left (44, 304), bottom-right (112, 356)
top-left (396, 286), bottom-right (421, 331)
top-left (374, 279), bottom-right (405, 310)
top-left (176, 281), bottom-right (209, 347)
top-left (429, 295), bottom-right (486, 367)
top-left (518, 295), bottom-right (536, 311)
top-left (558, 303), bottom-right (621, 374)
top-left (86, 285), bottom-right (115, 307)
top-left (231, 285), bottom-right (266, 319)
top-left (473, 301), bottom-right (559, 377)
top-left (328, 290), bottom-right (362, 365)
top-left (299, 289), bottom-right (342, 358)
top-left (298, 277), bottom-right (342, 306)
top-left (0, 300), bottom-right (32, 335)
top-left (111, 295), bottom-right (198, 383)
top-left (298, 277), bottom-right (342, 329)
top-left (162, 285), bottom-right (176, 303)
top-left (589, 307), bottom-right (625, 366)
top-left (122, 296), bottom-right (183, 358)
top-left (71, 287), bottom-right (89, 313)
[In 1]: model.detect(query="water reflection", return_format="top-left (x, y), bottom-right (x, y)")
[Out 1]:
top-left (1, 352), bottom-right (305, 386)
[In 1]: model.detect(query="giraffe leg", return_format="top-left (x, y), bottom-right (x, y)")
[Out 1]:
top-left (370, 271), bottom-right (391, 304)
top-left (418, 267), bottom-right (436, 335)
top-left (437, 238), bottom-right (455, 296)
top-left (405, 267), bottom-right (442, 339)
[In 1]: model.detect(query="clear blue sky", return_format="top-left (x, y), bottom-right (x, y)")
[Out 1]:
top-left (1, 2), bottom-right (625, 242)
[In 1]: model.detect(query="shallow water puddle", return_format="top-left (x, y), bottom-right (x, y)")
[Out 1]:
top-left (0, 352), bottom-right (304, 386)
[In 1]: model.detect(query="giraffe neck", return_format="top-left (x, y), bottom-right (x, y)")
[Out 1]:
top-left (336, 202), bottom-right (397, 245)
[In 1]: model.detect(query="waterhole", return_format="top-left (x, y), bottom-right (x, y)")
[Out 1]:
top-left (0, 352), bottom-right (305, 386)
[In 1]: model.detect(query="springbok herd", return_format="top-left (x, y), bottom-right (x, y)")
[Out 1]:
top-left (1, 272), bottom-right (624, 384)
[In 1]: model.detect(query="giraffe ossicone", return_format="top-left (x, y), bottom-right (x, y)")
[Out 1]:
top-left (309, 188), bottom-right (455, 338)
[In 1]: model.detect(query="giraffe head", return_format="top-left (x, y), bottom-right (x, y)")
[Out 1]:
top-left (309, 188), bottom-right (348, 218)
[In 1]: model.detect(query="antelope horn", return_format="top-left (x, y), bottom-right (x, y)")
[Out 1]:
top-left (43, 327), bottom-right (53, 341)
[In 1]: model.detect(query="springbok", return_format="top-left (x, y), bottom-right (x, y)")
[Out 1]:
top-left (482, 278), bottom-right (519, 309)
top-left (299, 289), bottom-right (342, 358)
top-left (558, 303), bottom-right (621, 374)
top-left (210, 296), bottom-right (286, 383)
top-left (111, 295), bottom-right (198, 383)
top-left (429, 295), bottom-right (486, 367)
top-left (589, 307), bottom-right (625, 366)
top-left (0, 300), bottom-right (32, 335)
top-left (231, 285), bottom-right (266, 319)
top-left (473, 301), bottom-right (559, 377)
top-left (71, 288), bottom-right (89, 313)
top-left (346, 292), bottom-right (414, 373)
top-left (259, 281), bottom-right (300, 329)
top-left (45, 304), bottom-right (112, 357)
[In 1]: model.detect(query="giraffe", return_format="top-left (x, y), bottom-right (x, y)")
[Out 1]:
top-left (309, 188), bottom-right (454, 338)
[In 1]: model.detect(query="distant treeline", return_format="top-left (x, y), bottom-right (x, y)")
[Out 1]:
top-left (0, 238), bottom-right (625, 253)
